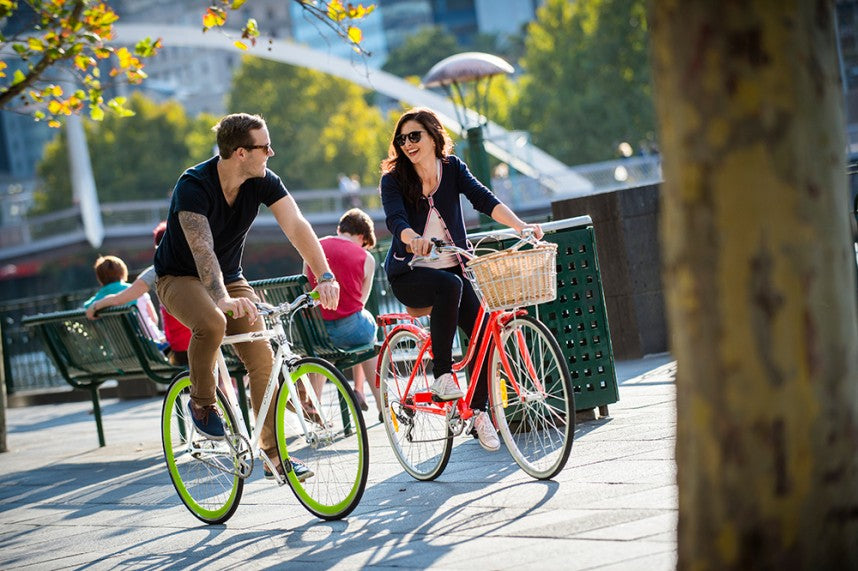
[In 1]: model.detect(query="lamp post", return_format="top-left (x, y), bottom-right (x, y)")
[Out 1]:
top-left (422, 52), bottom-right (514, 227)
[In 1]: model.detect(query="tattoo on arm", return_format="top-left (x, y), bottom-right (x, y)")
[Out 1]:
top-left (178, 211), bottom-right (227, 302)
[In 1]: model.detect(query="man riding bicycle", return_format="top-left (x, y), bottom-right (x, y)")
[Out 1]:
top-left (154, 113), bottom-right (339, 481)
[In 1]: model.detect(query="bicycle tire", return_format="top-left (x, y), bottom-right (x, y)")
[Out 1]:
top-left (161, 373), bottom-right (244, 524)
top-left (489, 314), bottom-right (574, 479)
top-left (275, 357), bottom-right (368, 520)
top-left (378, 328), bottom-right (453, 481)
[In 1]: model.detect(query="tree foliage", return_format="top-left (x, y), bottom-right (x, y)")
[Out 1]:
top-left (0, 0), bottom-right (160, 127)
top-left (0, 0), bottom-right (374, 126)
top-left (512, 0), bottom-right (655, 164)
top-left (381, 26), bottom-right (459, 80)
top-left (227, 56), bottom-right (391, 189)
top-left (33, 91), bottom-right (216, 212)
top-left (203, 0), bottom-right (374, 54)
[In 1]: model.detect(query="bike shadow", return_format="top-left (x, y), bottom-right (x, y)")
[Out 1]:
top-left (1, 400), bottom-right (603, 569)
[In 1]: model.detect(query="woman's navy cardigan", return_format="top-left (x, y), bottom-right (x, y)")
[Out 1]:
top-left (381, 154), bottom-right (501, 280)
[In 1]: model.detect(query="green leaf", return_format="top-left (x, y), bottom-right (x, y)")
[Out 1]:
top-left (89, 105), bottom-right (105, 121)
top-left (11, 69), bottom-right (25, 86)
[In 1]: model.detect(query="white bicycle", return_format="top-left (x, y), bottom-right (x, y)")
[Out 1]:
top-left (161, 292), bottom-right (369, 523)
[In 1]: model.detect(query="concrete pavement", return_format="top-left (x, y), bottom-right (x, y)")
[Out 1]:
top-left (0, 354), bottom-right (677, 570)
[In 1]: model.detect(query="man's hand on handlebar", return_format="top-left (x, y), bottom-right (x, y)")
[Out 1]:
top-left (218, 296), bottom-right (259, 325)
top-left (314, 280), bottom-right (340, 311)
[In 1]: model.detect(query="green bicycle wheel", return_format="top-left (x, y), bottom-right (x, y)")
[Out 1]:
top-left (161, 373), bottom-right (244, 524)
top-left (275, 357), bottom-right (369, 520)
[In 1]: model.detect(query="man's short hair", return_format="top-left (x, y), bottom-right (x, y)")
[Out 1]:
top-left (94, 255), bottom-right (128, 286)
top-left (213, 113), bottom-right (266, 159)
top-left (338, 208), bottom-right (376, 249)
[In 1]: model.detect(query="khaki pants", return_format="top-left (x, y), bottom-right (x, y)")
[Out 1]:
top-left (156, 275), bottom-right (278, 455)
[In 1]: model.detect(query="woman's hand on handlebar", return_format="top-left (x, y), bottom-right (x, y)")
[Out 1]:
top-left (408, 235), bottom-right (434, 257)
top-left (518, 224), bottom-right (544, 240)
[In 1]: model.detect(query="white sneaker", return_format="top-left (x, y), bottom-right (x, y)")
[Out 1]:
top-left (473, 410), bottom-right (500, 452)
top-left (429, 373), bottom-right (464, 401)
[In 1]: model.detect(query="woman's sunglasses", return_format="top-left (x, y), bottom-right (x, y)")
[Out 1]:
top-left (394, 130), bottom-right (425, 146)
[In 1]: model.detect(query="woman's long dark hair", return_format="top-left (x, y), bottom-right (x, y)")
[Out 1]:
top-left (380, 107), bottom-right (453, 205)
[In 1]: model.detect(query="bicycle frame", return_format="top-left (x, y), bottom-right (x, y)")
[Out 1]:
top-left (378, 303), bottom-right (544, 427)
top-left (377, 231), bottom-right (556, 431)
top-left (207, 312), bottom-right (325, 483)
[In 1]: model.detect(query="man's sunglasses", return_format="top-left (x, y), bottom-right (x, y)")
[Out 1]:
top-left (241, 143), bottom-right (272, 153)
top-left (394, 130), bottom-right (426, 146)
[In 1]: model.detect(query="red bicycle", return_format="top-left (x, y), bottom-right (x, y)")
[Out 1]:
top-left (375, 231), bottom-right (574, 480)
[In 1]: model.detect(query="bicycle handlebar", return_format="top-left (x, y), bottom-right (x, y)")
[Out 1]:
top-left (256, 291), bottom-right (319, 318)
top-left (226, 291), bottom-right (319, 320)
top-left (409, 229), bottom-right (543, 267)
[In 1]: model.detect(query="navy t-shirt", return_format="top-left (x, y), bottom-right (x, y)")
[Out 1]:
top-left (154, 156), bottom-right (288, 283)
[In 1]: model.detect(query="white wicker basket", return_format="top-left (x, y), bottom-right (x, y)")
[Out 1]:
top-left (466, 243), bottom-right (558, 311)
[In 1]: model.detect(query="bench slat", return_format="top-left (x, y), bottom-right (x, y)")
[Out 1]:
top-left (248, 275), bottom-right (379, 371)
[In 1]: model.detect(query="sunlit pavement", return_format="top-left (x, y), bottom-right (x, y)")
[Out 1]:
top-left (0, 354), bottom-right (676, 570)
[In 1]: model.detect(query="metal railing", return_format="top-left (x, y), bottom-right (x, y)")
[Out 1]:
top-left (0, 156), bottom-right (662, 263)
top-left (2, 288), bottom-right (92, 394)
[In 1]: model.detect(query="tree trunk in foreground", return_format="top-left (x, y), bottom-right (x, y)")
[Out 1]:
top-left (648, 1), bottom-right (858, 568)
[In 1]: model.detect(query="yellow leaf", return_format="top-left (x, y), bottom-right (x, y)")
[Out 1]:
top-left (347, 26), bottom-right (362, 44)
top-left (90, 105), bottom-right (105, 121)
top-left (328, 0), bottom-right (346, 22)
top-left (47, 100), bottom-right (63, 114)
top-left (203, 7), bottom-right (227, 29)
top-left (234, 40), bottom-right (248, 50)
top-left (232, 0), bottom-right (247, 8)
top-left (48, 120), bottom-right (61, 128)
top-left (27, 37), bottom-right (44, 52)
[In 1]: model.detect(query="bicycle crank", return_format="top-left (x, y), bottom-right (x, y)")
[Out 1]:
top-left (189, 432), bottom-right (253, 479)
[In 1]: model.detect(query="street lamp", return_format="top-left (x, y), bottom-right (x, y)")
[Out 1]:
top-left (421, 52), bottom-right (514, 199)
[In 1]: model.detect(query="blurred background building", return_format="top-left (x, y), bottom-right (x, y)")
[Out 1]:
top-left (0, 0), bottom-right (543, 226)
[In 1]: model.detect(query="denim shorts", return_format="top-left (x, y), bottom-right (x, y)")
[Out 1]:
top-left (323, 309), bottom-right (377, 350)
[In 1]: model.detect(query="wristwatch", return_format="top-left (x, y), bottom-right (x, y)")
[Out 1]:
top-left (317, 271), bottom-right (336, 284)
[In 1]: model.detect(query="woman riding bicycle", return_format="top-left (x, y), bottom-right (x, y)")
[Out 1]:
top-left (380, 107), bottom-right (542, 452)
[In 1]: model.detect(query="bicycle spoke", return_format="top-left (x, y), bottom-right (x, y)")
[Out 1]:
top-left (491, 315), bottom-right (574, 480)
top-left (161, 375), bottom-right (243, 524)
top-left (276, 358), bottom-right (368, 520)
top-left (379, 329), bottom-right (452, 481)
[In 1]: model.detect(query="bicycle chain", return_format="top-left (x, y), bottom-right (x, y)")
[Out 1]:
top-left (398, 402), bottom-right (469, 443)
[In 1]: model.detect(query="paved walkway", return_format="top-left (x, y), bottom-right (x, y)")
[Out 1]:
top-left (0, 354), bottom-right (677, 570)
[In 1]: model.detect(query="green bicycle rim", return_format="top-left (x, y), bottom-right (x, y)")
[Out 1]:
top-left (276, 360), bottom-right (367, 518)
top-left (162, 375), bottom-right (241, 522)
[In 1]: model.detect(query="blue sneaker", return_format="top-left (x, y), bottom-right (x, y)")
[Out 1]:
top-left (291, 458), bottom-right (314, 482)
top-left (187, 401), bottom-right (225, 440)
top-left (263, 458), bottom-right (314, 483)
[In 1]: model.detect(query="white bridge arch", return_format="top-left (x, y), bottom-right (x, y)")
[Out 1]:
top-left (112, 24), bottom-right (592, 196)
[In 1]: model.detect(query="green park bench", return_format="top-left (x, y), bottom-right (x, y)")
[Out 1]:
top-left (21, 305), bottom-right (191, 447)
top-left (250, 274), bottom-right (379, 372)
top-left (21, 275), bottom-right (378, 447)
